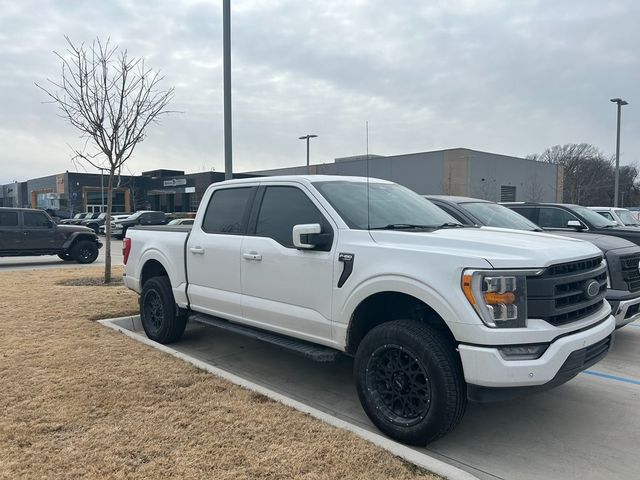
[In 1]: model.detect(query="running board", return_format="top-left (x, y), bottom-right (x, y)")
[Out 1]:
top-left (189, 313), bottom-right (340, 362)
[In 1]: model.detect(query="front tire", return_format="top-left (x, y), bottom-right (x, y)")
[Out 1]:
top-left (71, 240), bottom-right (99, 264)
top-left (140, 276), bottom-right (187, 344)
top-left (354, 319), bottom-right (467, 445)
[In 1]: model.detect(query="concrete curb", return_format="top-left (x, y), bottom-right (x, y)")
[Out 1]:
top-left (99, 316), bottom-right (479, 480)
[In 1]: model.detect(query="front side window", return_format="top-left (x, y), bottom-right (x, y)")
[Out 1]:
top-left (537, 208), bottom-right (580, 229)
top-left (313, 181), bottom-right (458, 230)
top-left (24, 212), bottom-right (51, 228)
top-left (0, 211), bottom-right (18, 227)
top-left (202, 187), bottom-right (253, 234)
top-left (255, 186), bottom-right (330, 248)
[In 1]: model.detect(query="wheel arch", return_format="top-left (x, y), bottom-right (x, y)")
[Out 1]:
top-left (342, 277), bottom-right (460, 355)
top-left (62, 232), bottom-right (99, 250)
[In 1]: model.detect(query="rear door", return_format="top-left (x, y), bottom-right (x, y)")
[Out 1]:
top-left (186, 185), bottom-right (257, 321)
top-left (240, 184), bottom-right (336, 342)
top-left (0, 210), bottom-right (22, 251)
top-left (22, 211), bottom-right (55, 250)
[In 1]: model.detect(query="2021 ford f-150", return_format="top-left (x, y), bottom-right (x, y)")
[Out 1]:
top-left (123, 176), bottom-right (615, 445)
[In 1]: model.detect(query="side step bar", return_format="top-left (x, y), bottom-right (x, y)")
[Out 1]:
top-left (189, 313), bottom-right (340, 363)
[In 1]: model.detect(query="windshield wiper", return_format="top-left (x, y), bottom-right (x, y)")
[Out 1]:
top-left (371, 223), bottom-right (432, 230)
top-left (434, 222), bottom-right (465, 229)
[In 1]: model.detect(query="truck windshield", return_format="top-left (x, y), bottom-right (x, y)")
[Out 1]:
top-left (460, 202), bottom-right (541, 231)
top-left (616, 209), bottom-right (639, 226)
top-left (313, 181), bottom-right (460, 230)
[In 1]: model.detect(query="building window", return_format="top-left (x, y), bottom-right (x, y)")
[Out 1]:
top-left (500, 185), bottom-right (516, 202)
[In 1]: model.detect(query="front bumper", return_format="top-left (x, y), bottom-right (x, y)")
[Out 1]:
top-left (459, 313), bottom-right (615, 396)
top-left (606, 289), bottom-right (640, 328)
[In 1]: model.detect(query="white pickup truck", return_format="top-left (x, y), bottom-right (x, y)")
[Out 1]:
top-left (123, 175), bottom-right (615, 445)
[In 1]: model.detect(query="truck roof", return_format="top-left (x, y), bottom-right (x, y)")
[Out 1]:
top-left (212, 175), bottom-right (393, 187)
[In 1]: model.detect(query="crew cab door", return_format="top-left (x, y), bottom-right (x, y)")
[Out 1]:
top-left (240, 184), bottom-right (336, 343)
top-left (21, 211), bottom-right (56, 250)
top-left (186, 186), bottom-right (257, 321)
top-left (0, 210), bottom-right (22, 251)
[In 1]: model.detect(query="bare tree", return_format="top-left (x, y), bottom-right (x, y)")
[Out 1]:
top-left (37, 37), bottom-right (174, 282)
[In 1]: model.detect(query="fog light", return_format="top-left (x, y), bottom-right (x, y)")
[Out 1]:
top-left (499, 344), bottom-right (548, 360)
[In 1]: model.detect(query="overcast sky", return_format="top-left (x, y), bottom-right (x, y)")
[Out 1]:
top-left (0, 0), bottom-right (638, 184)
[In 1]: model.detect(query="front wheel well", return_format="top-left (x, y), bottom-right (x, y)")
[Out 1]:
top-left (345, 292), bottom-right (456, 355)
top-left (140, 259), bottom-right (169, 288)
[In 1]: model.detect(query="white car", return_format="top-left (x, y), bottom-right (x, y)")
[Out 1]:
top-left (99, 214), bottom-right (131, 235)
top-left (123, 175), bottom-right (614, 445)
top-left (588, 207), bottom-right (640, 227)
top-left (167, 218), bottom-right (194, 226)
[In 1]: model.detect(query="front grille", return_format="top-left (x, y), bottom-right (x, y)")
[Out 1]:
top-left (620, 254), bottom-right (640, 292)
top-left (527, 256), bottom-right (607, 326)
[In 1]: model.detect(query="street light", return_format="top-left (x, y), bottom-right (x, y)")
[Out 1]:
top-left (298, 134), bottom-right (318, 174)
top-left (610, 97), bottom-right (629, 207)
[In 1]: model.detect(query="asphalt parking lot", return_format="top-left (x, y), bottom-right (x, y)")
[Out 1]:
top-left (108, 315), bottom-right (640, 480)
top-left (0, 239), bottom-right (123, 271)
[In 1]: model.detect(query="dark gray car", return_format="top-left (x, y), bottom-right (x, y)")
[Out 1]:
top-left (426, 195), bottom-right (640, 329)
top-left (0, 207), bottom-right (102, 263)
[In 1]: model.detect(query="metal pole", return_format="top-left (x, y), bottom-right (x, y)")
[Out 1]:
top-left (223, 0), bottom-right (233, 180)
top-left (614, 102), bottom-right (621, 207)
top-left (306, 137), bottom-right (310, 174)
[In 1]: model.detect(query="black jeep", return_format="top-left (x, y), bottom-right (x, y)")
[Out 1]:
top-left (0, 208), bottom-right (102, 263)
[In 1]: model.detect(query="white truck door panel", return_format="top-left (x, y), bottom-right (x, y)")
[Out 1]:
top-left (187, 186), bottom-right (256, 321)
top-left (240, 185), bottom-right (336, 343)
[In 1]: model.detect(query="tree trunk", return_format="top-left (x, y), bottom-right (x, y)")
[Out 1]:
top-left (104, 169), bottom-right (114, 283)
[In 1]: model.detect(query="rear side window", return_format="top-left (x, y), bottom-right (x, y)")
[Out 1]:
top-left (24, 212), bottom-right (50, 228)
top-left (0, 211), bottom-right (18, 227)
top-left (255, 186), bottom-right (330, 248)
top-left (510, 207), bottom-right (537, 223)
top-left (202, 187), bottom-right (253, 234)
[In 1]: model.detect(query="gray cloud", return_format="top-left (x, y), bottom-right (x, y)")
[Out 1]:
top-left (0, 0), bottom-right (637, 183)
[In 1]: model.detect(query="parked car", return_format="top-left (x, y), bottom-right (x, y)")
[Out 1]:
top-left (99, 214), bottom-right (131, 235)
top-left (503, 202), bottom-right (640, 247)
top-left (428, 195), bottom-right (640, 328)
top-left (82, 212), bottom-right (132, 234)
top-left (167, 218), bottom-right (194, 226)
top-left (123, 176), bottom-right (614, 445)
top-left (112, 210), bottom-right (167, 239)
top-left (588, 207), bottom-right (640, 228)
top-left (0, 207), bottom-right (102, 263)
top-left (59, 212), bottom-right (91, 225)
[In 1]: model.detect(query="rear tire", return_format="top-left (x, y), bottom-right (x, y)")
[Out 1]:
top-left (354, 319), bottom-right (467, 445)
top-left (71, 240), bottom-right (99, 264)
top-left (140, 276), bottom-right (187, 344)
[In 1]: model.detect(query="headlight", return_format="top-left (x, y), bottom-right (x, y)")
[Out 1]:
top-left (462, 269), bottom-right (533, 328)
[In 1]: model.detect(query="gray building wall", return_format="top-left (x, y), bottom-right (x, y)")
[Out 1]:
top-left (249, 148), bottom-right (561, 202)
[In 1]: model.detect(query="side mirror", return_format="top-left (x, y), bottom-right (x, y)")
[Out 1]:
top-left (567, 220), bottom-right (585, 229)
top-left (293, 223), bottom-right (322, 249)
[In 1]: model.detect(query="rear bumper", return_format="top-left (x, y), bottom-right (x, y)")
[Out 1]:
top-left (459, 313), bottom-right (615, 395)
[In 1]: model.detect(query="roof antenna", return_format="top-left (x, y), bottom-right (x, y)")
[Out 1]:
top-left (366, 121), bottom-right (371, 230)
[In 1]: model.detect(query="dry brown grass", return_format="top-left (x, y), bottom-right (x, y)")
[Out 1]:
top-left (0, 267), bottom-right (439, 479)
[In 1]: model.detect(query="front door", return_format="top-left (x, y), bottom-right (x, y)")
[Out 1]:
top-left (0, 210), bottom-right (22, 251)
top-left (186, 185), bottom-right (257, 322)
top-left (240, 184), bottom-right (336, 344)
top-left (21, 211), bottom-right (56, 250)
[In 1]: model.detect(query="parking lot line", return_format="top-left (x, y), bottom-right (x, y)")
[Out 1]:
top-left (582, 370), bottom-right (640, 386)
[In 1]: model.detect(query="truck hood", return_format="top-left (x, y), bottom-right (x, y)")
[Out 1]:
top-left (57, 224), bottom-right (96, 234)
top-left (544, 230), bottom-right (637, 254)
top-left (369, 226), bottom-right (602, 269)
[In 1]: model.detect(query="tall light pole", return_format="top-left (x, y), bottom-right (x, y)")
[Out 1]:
top-left (223, 0), bottom-right (232, 180)
top-left (298, 134), bottom-right (318, 174)
top-left (610, 97), bottom-right (628, 207)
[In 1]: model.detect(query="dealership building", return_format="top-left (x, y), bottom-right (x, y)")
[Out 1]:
top-left (250, 148), bottom-right (563, 203)
top-left (1, 147), bottom-right (563, 214)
